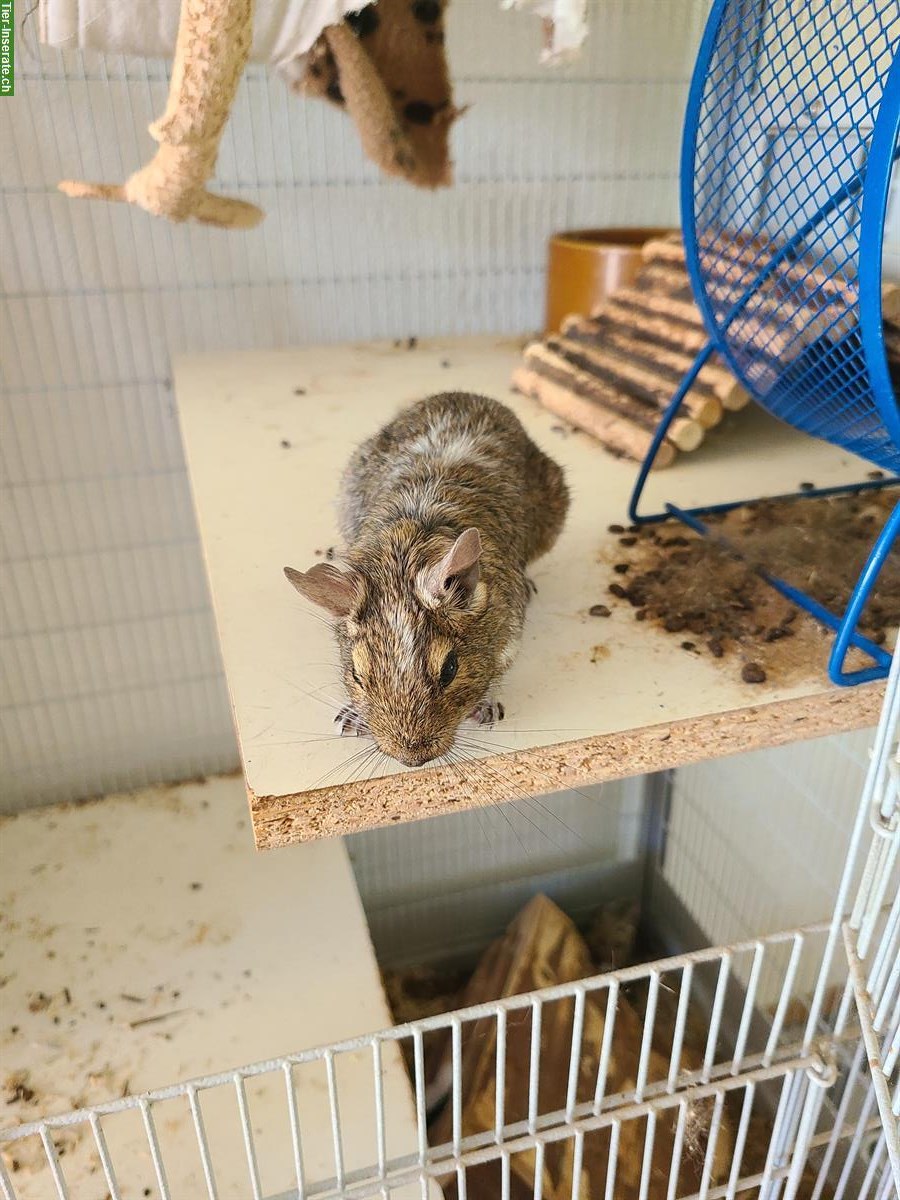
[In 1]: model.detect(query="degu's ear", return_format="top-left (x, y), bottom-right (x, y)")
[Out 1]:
top-left (423, 527), bottom-right (483, 605)
top-left (284, 563), bottom-right (357, 619)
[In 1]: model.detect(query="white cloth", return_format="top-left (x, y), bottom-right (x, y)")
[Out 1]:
top-left (39, 0), bottom-right (373, 73)
top-left (501, 0), bottom-right (588, 63)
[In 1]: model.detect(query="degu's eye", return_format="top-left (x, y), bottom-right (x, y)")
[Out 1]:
top-left (351, 665), bottom-right (362, 686)
top-left (439, 650), bottom-right (458, 688)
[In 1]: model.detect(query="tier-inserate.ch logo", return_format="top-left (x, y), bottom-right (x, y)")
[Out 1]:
top-left (1, 0), bottom-right (12, 98)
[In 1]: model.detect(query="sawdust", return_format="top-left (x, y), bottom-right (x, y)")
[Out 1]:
top-left (600, 487), bottom-right (899, 683)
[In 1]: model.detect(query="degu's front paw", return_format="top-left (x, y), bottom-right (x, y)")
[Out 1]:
top-left (469, 698), bottom-right (505, 727)
top-left (335, 705), bottom-right (370, 737)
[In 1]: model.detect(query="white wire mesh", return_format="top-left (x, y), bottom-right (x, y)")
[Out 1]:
top-left (0, 0), bottom-right (709, 809)
top-left (662, 730), bottom-right (872, 951)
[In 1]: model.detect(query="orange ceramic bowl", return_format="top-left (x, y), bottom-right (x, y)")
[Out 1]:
top-left (545, 227), bottom-right (675, 334)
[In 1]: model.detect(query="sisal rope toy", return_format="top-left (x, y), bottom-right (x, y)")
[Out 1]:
top-left (59, 0), bottom-right (264, 229)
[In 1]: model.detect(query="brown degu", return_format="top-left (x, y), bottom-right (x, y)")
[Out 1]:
top-left (284, 393), bottom-right (569, 766)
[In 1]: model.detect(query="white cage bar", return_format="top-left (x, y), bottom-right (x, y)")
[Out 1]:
top-left (0, 922), bottom-right (893, 1198)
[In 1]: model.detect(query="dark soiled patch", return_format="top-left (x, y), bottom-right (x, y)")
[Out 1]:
top-left (599, 487), bottom-right (900, 685)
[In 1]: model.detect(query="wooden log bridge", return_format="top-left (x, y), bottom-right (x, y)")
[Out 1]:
top-left (516, 230), bottom-right (900, 469)
top-left (513, 231), bottom-right (748, 467)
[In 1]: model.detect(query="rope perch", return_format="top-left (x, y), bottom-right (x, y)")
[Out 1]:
top-left (59, 0), bottom-right (263, 229)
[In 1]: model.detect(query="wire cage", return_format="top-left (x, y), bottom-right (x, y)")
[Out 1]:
top-left (3, 2), bottom-right (900, 1197)
top-left (629, 0), bottom-right (900, 687)
top-left (2, 644), bottom-right (899, 1200)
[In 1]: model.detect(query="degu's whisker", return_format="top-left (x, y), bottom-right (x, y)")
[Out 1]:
top-left (480, 725), bottom-right (596, 736)
top-left (274, 672), bottom-right (345, 713)
top-left (439, 751), bottom-right (506, 863)
top-left (345, 745), bottom-right (382, 787)
top-left (451, 734), bottom-right (604, 816)
top-left (448, 740), bottom-right (601, 852)
top-left (466, 767), bottom-right (568, 854)
top-left (451, 759), bottom-right (532, 858)
top-left (439, 748), bottom-right (501, 854)
top-left (251, 735), bottom-right (350, 749)
top-left (307, 742), bottom-right (380, 792)
top-left (366, 749), bottom-right (391, 784)
top-left (461, 752), bottom-right (574, 858)
top-left (442, 747), bottom-right (548, 858)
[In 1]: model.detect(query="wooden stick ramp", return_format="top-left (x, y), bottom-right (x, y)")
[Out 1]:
top-left (514, 233), bottom-right (749, 468)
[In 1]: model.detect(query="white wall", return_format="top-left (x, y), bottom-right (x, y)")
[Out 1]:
top-left (661, 727), bottom-right (873, 1002)
top-left (0, 0), bottom-right (709, 809)
top-left (353, 725), bottom-right (881, 971)
top-left (663, 728), bottom-right (872, 941)
top-left (349, 777), bottom-right (645, 966)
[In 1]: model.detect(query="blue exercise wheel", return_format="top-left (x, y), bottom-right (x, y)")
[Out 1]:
top-left (630, 0), bottom-right (900, 686)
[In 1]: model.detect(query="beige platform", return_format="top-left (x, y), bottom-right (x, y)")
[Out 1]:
top-left (174, 337), bottom-right (885, 848)
top-left (0, 777), bottom-right (427, 1196)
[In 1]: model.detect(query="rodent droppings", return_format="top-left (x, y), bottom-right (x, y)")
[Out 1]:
top-left (741, 662), bottom-right (767, 684)
top-left (602, 487), bottom-right (900, 684)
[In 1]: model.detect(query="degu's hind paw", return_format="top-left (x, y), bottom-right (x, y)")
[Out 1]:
top-left (469, 698), bottom-right (505, 728)
top-left (335, 705), bottom-right (369, 737)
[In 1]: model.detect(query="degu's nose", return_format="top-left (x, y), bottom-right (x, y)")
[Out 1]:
top-left (391, 737), bottom-right (442, 768)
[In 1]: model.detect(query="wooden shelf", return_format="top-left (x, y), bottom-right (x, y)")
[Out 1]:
top-left (174, 336), bottom-right (885, 848)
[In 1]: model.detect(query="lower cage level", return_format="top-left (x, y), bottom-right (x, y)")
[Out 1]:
top-left (3, 648), bottom-right (898, 1200)
top-left (1, 918), bottom-right (896, 1200)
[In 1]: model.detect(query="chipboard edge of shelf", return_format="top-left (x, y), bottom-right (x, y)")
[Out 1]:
top-left (247, 681), bottom-right (885, 848)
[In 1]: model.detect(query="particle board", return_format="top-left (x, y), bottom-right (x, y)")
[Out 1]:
top-left (173, 337), bottom-right (885, 848)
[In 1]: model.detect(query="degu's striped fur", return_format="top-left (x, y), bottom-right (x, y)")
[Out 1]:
top-left (284, 393), bottom-right (569, 766)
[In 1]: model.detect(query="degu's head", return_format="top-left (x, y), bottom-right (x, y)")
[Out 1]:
top-left (285, 527), bottom-right (497, 766)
